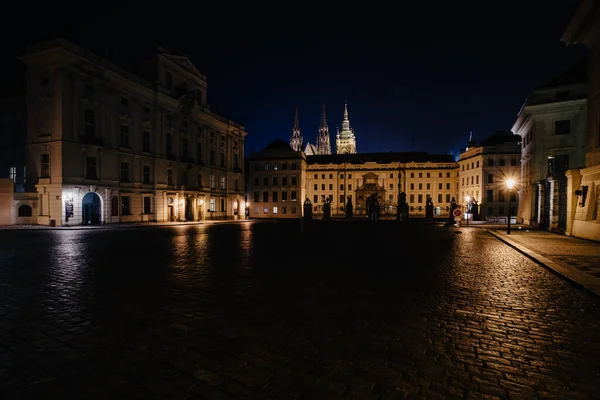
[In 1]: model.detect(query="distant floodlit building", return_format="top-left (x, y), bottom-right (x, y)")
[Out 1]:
top-left (12, 38), bottom-right (247, 226)
top-left (458, 133), bottom-right (521, 222)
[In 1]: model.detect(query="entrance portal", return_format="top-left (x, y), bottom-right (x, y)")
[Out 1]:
top-left (82, 192), bottom-right (101, 225)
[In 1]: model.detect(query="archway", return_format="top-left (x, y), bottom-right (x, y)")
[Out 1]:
top-left (18, 205), bottom-right (32, 217)
top-left (82, 192), bottom-right (102, 225)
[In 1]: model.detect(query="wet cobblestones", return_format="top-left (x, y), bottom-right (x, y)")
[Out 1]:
top-left (1, 221), bottom-right (599, 399)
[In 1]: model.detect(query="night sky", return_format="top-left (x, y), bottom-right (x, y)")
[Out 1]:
top-left (1, 1), bottom-right (586, 157)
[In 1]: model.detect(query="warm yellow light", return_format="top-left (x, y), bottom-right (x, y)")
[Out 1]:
top-left (506, 178), bottom-right (515, 190)
top-left (198, 199), bottom-right (204, 206)
top-left (246, 202), bottom-right (250, 208)
top-left (234, 201), bottom-right (238, 208)
top-left (240, 201), bottom-right (245, 209)
top-left (465, 195), bottom-right (471, 203)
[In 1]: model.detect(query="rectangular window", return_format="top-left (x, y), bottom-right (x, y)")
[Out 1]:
top-left (291, 191), bottom-right (297, 201)
top-left (487, 174), bottom-right (493, 184)
top-left (210, 199), bottom-right (215, 212)
top-left (41, 154), bottom-right (50, 177)
top-left (210, 175), bottom-right (215, 189)
top-left (340, 194), bottom-right (345, 204)
top-left (389, 184), bottom-right (393, 190)
top-left (167, 169), bottom-right (173, 185)
top-left (321, 184), bottom-right (325, 190)
top-left (488, 158), bottom-right (494, 166)
top-left (264, 177), bottom-right (269, 186)
top-left (254, 177), bottom-right (259, 186)
top-left (314, 184), bottom-right (318, 190)
top-left (446, 172), bottom-right (450, 177)
top-left (221, 199), bottom-right (225, 212)
top-left (476, 176), bottom-right (479, 184)
top-left (182, 139), bottom-right (188, 157)
top-left (197, 173), bottom-right (203, 188)
top-left (263, 207), bottom-right (268, 214)
top-left (220, 151), bottom-right (226, 168)
top-left (143, 196), bottom-right (151, 214)
top-left (254, 206), bottom-right (259, 214)
top-left (273, 177), bottom-right (278, 186)
top-left (291, 207), bottom-right (297, 214)
top-left (291, 176), bottom-right (297, 185)
top-left (426, 183), bottom-right (430, 190)
top-left (329, 184), bottom-right (333, 190)
top-left (282, 177), bottom-right (288, 185)
top-left (272, 192), bottom-right (278, 202)
top-left (86, 157), bottom-right (97, 179)
top-left (446, 194), bottom-right (450, 203)
top-left (263, 191), bottom-right (268, 202)
top-left (340, 184), bottom-right (344, 190)
top-left (142, 131), bottom-right (150, 152)
top-left (273, 206), bottom-right (278, 214)
top-left (499, 191), bottom-right (506, 202)
top-left (282, 207), bottom-right (287, 214)
top-left (209, 149), bottom-right (215, 165)
top-left (166, 135), bottom-right (173, 156)
top-left (348, 184), bottom-right (352, 190)
top-left (418, 194), bottom-right (423, 203)
top-left (499, 158), bottom-right (506, 166)
top-left (410, 183), bottom-right (414, 190)
top-left (9, 166), bottom-right (16, 182)
top-left (314, 194), bottom-right (318, 203)
top-left (418, 183), bottom-right (422, 190)
top-left (410, 194), bottom-right (414, 203)
top-left (282, 191), bottom-right (288, 201)
top-left (488, 207), bottom-right (493, 215)
top-left (511, 157), bottom-right (517, 166)
top-left (438, 194), bottom-right (442, 203)
top-left (143, 165), bottom-right (150, 184)
top-left (555, 120), bottom-right (570, 135)
top-left (220, 176), bottom-right (226, 189)
top-left (234, 153), bottom-right (239, 170)
top-left (121, 196), bottom-right (131, 215)
top-left (487, 189), bottom-right (494, 202)
top-left (446, 183), bottom-right (450, 190)
top-left (274, 164), bottom-right (278, 171)
top-left (438, 183), bottom-right (442, 190)
top-left (120, 162), bottom-right (129, 182)
top-left (119, 125), bottom-right (129, 147)
top-left (197, 143), bottom-right (203, 164)
top-left (254, 191), bottom-right (259, 203)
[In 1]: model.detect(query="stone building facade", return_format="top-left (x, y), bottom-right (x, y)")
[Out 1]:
top-left (511, 64), bottom-right (587, 230)
top-left (16, 38), bottom-right (246, 226)
top-left (458, 133), bottom-right (521, 222)
top-left (562, 0), bottom-right (600, 241)
top-left (245, 140), bottom-right (306, 219)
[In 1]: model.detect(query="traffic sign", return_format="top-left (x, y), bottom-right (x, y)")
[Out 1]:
top-left (453, 209), bottom-right (463, 218)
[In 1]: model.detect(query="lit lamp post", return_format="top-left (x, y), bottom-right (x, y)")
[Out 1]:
top-left (506, 178), bottom-right (515, 235)
top-left (465, 195), bottom-right (471, 227)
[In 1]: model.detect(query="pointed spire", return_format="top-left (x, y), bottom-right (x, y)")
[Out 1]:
top-left (320, 104), bottom-right (328, 129)
top-left (343, 101), bottom-right (348, 120)
top-left (469, 131), bottom-right (473, 142)
top-left (293, 108), bottom-right (300, 129)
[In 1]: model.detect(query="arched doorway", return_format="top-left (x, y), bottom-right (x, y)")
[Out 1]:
top-left (82, 192), bottom-right (102, 225)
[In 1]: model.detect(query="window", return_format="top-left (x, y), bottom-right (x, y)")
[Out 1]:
top-left (272, 192), bottom-right (278, 202)
top-left (221, 199), bottom-right (225, 212)
top-left (349, 184), bottom-right (352, 190)
top-left (41, 154), bottom-right (50, 177)
top-left (314, 194), bottom-right (318, 203)
top-left (426, 173), bottom-right (430, 178)
top-left (9, 167), bottom-right (16, 182)
top-left (341, 184), bottom-right (345, 190)
top-left (438, 194), bottom-right (442, 203)
top-left (438, 183), bottom-right (442, 190)
top-left (121, 196), bottom-right (131, 215)
top-left (282, 191), bottom-right (288, 202)
top-left (86, 157), bottom-right (97, 179)
top-left (555, 120), bottom-right (571, 135)
top-left (274, 164), bottom-right (278, 171)
top-left (18, 205), bottom-right (32, 217)
top-left (462, 178), bottom-right (464, 186)
top-left (499, 191), bottom-right (505, 202)
top-left (165, 72), bottom-right (172, 89)
top-left (410, 194), bottom-right (414, 203)
top-left (321, 184), bottom-right (325, 190)
top-left (292, 207), bottom-right (297, 214)
top-left (254, 177), bottom-right (259, 186)
top-left (142, 131), bottom-right (150, 152)
top-left (143, 197), bottom-right (152, 214)
top-left (167, 169), bottom-right (173, 185)
top-left (418, 194), bottom-right (423, 203)
top-left (487, 174), bottom-right (493, 184)
top-left (329, 184), bottom-right (333, 190)
top-left (329, 174), bottom-right (332, 179)
top-left (210, 199), bottom-right (215, 212)
top-left (410, 183), bottom-right (414, 190)
top-left (273, 177), bottom-right (278, 186)
top-left (419, 173), bottom-right (422, 178)
top-left (254, 191), bottom-right (259, 203)
top-left (220, 176), bottom-right (226, 189)
top-left (263, 177), bottom-right (269, 186)
top-left (476, 176), bottom-right (479, 184)
top-left (166, 114), bottom-right (172, 126)
top-left (291, 163), bottom-right (297, 170)
top-left (143, 166), bottom-right (150, 184)
top-left (446, 172), bottom-right (450, 178)
top-left (182, 139), bottom-right (188, 157)
top-left (390, 173), bottom-right (393, 178)
top-left (283, 177), bottom-right (288, 185)
top-left (488, 207), bottom-right (493, 215)
top-left (282, 207), bottom-right (287, 214)
top-left (291, 176), bottom-right (297, 185)
top-left (488, 158), bottom-right (494, 166)
top-left (263, 207), bottom-right (268, 214)
top-left (476, 161), bottom-right (479, 168)
top-left (348, 174), bottom-right (352, 179)
top-left (209, 149), bottom-right (215, 165)
top-left (120, 125), bottom-right (129, 147)
top-left (197, 143), bottom-right (203, 163)
top-left (418, 183), bottom-right (422, 190)
top-left (210, 175), bottom-right (215, 189)
top-left (410, 173), bottom-right (414, 178)
top-left (439, 172), bottom-right (442, 178)
top-left (166, 134), bottom-right (173, 156)
top-left (84, 109), bottom-right (95, 137)
top-left (234, 153), bottom-right (239, 170)
top-left (340, 194), bottom-right (345, 204)
top-left (446, 183), bottom-right (450, 190)
top-left (291, 191), bottom-right (297, 201)
top-left (426, 183), bottom-right (430, 190)
top-left (446, 194), bottom-right (450, 202)
top-left (220, 151), bottom-right (225, 168)
top-left (487, 189), bottom-right (494, 202)
top-left (389, 184), bottom-right (393, 190)
top-left (254, 207), bottom-right (259, 214)
top-left (273, 206), bottom-right (278, 214)
top-left (263, 191), bottom-right (269, 202)
top-left (499, 158), bottom-right (505, 166)
top-left (120, 162), bottom-right (129, 182)
top-left (321, 174), bottom-right (325, 179)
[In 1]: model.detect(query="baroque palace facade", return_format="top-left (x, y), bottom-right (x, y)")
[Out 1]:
top-left (0, 38), bottom-right (247, 226)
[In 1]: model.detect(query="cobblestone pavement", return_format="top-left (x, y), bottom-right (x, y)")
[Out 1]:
top-left (1, 220), bottom-right (600, 399)
top-left (490, 228), bottom-right (600, 279)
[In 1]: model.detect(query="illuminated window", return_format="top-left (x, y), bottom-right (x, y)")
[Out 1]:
top-left (209, 198), bottom-right (215, 211)
top-left (9, 167), bottom-right (16, 182)
top-left (273, 206), bottom-right (278, 214)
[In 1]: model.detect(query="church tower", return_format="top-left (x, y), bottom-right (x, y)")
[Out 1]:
top-left (316, 104), bottom-right (331, 155)
top-left (336, 102), bottom-right (357, 154)
top-left (289, 108), bottom-right (303, 151)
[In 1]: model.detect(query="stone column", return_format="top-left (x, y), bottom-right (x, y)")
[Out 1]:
top-left (536, 181), bottom-right (545, 228)
top-left (565, 169), bottom-right (582, 236)
top-left (549, 178), bottom-right (558, 231)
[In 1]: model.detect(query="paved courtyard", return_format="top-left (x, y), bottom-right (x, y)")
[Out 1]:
top-left (1, 220), bottom-right (600, 399)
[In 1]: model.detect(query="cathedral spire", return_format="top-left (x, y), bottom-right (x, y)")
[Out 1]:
top-left (336, 102), bottom-right (357, 154)
top-left (316, 104), bottom-right (331, 155)
top-left (289, 108), bottom-right (303, 151)
top-left (343, 101), bottom-right (348, 120)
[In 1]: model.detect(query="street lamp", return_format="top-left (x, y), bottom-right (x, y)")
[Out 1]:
top-left (465, 195), bottom-right (471, 226)
top-left (506, 178), bottom-right (515, 234)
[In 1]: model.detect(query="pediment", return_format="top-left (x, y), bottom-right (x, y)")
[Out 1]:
top-left (163, 53), bottom-right (206, 80)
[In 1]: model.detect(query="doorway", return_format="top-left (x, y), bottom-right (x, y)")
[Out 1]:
top-left (167, 206), bottom-right (174, 222)
top-left (82, 192), bottom-right (101, 225)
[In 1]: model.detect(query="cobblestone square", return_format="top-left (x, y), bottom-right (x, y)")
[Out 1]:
top-left (1, 220), bottom-right (600, 399)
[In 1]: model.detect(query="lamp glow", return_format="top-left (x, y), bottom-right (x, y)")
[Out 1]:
top-left (506, 178), bottom-right (515, 189)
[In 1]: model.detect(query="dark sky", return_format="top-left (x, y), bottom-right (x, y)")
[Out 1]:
top-left (1, 1), bottom-right (586, 157)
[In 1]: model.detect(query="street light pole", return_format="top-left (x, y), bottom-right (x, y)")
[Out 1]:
top-left (506, 178), bottom-right (515, 235)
